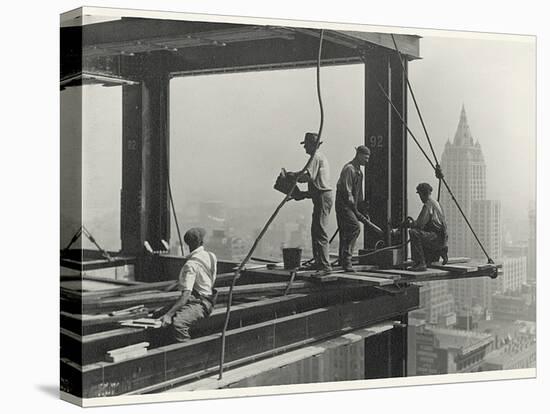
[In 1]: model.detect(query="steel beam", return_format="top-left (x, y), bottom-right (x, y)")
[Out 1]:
top-left (363, 55), bottom-right (408, 250)
top-left (120, 58), bottom-right (170, 268)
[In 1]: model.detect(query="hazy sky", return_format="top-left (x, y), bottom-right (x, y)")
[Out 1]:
top-left (65, 30), bottom-right (536, 250)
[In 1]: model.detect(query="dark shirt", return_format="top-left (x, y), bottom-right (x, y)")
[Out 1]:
top-left (336, 162), bottom-right (363, 207)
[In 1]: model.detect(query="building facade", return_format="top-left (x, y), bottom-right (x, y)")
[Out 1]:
top-left (440, 106), bottom-right (502, 313)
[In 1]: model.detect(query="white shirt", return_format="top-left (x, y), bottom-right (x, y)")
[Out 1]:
top-left (306, 151), bottom-right (332, 191)
top-left (178, 246), bottom-right (217, 297)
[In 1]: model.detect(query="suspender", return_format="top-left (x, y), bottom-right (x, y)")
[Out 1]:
top-left (186, 254), bottom-right (214, 276)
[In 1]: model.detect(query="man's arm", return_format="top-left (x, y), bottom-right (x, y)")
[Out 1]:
top-left (340, 167), bottom-right (368, 222)
top-left (160, 290), bottom-right (191, 326)
top-left (413, 204), bottom-right (430, 229)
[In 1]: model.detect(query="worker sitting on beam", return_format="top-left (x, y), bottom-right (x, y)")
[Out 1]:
top-left (335, 145), bottom-right (371, 272)
top-left (406, 183), bottom-right (449, 271)
top-left (159, 227), bottom-right (217, 342)
top-left (286, 132), bottom-right (333, 275)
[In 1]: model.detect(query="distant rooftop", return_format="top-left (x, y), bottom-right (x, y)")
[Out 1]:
top-left (428, 326), bottom-right (493, 355)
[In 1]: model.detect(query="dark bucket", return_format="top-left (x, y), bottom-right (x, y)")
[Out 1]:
top-left (282, 247), bottom-right (302, 270)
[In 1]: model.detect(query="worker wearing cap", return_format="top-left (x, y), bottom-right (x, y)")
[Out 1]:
top-left (287, 132), bottom-right (333, 273)
top-left (407, 183), bottom-right (449, 271)
top-left (335, 146), bottom-right (371, 272)
top-left (159, 227), bottom-right (217, 342)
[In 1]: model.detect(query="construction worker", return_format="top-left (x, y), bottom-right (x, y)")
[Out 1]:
top-left (406, 183), bottom-right (449, 271)
top-left (287, 132), bottom-right (333, 274)
top-left (159, 227), bottom-right (217, 342)
top-left (335, 145), bottom-right (371, 272)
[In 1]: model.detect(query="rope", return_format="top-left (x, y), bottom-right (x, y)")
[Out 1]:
top-left (167, 172), bottom-right (185, 256)
top-left (217, 29), bottom-right (327, 379)
top-left (390, 34), bottom-right (444, 201)
top-left (377, 83), bottom-right (494, 264)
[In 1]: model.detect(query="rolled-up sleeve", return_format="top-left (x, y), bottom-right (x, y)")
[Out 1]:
top-left (178, 263), bottom-right (196, 291)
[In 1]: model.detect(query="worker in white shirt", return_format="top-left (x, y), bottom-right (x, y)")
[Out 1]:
top-left (407, 183), bottom-right (449, 271)
top-left (159, 227), bottom-right (217, 342)
top-left (287, 132), bottom-right (333, 274)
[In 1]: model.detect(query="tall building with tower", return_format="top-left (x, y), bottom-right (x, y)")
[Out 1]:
top-left (440, 106), bottom-right (502, 313)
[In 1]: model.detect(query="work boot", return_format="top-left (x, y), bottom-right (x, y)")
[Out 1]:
top-left (441, 247), bottom-right (449, 265)
top-left (299, 262), bottom-right (320, 271)
top-left (408, 262), bottom-right (427, 272)
top-left (315, 267), bottom-right (333, 276)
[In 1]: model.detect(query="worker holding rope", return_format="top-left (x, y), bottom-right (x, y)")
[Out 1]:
top-left (405, 183), bottom-right (449, 271)
top-left (287, 132), bottom-right (333, 275)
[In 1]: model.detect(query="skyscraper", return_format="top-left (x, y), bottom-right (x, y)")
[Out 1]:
top-left (440, 106), bottom-right (502, 313)
top-left (440, 105), bottom-right (488, 258)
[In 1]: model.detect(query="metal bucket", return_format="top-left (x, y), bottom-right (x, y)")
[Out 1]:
top-left (282, 247), bottom-right (302, 270)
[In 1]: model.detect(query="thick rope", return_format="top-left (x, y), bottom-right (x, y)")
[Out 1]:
top-left (377, 84), bottom-right (494, 264)
top-left (390, 34), bottom-right (444, 201)
top-left (217, 29), bottom-right (326, 379)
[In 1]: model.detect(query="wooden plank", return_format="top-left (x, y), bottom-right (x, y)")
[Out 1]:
top-left (60, 309), bottom-right (150, 335)
top-left (68, 286), bottom-right (419, 397)
top-left (336, 274), bottom-right (394, 286)
top-left (106, 348), bottom-right (148, 363)
top-left (107, 342), bottom-right (150, 356)
top-left (429, 263), bottom-right (478, 272)
top-left (61, 327), bottom-right (148, 365)
top-left (354, 271), bottom-right (401, 280)
top-left (368, 267), bottom-right (450, 278)
top-left (64, 286), bottom-right (376, 365)
top-left (74, 281), bottom-right (311, 313)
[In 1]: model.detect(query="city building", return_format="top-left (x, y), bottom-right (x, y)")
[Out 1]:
top-left (408, 320), bottom-right (494, 375)
top-left (528, 203), bottom-right (536, 283)
top-left (440, 106), bottom-right (502, 313)
top-left (410, 281), bottom-right (455, 325)
top-left (492, 256), bottom-right (527, 295)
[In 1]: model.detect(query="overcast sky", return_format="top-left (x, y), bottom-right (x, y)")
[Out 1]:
top-left (66, 29), bottom-right (536, 249)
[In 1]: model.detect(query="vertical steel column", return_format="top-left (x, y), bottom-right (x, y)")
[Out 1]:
top-left (121, 84), bottom-right (144, 255)
top-left (364, 56), bottom-right (391, 249)
top-left (364, 55), bottom-right (408, 250)
top-left (390, 55), bottom-right (408, 248)
top-left (120, 64), bottom-right (170, 272)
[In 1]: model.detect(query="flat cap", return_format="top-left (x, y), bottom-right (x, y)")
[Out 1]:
top-left (355, 145), bottom-right (371, 155)
top-left (416, 182), bottom-right (433, 194)
top-left (184, 227), bottom-right (206, 246)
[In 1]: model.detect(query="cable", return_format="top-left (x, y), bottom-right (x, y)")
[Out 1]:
top-left (377, 83), bottom-right (494, 264)
top-left (218, 29), bottom-right (326, 379)
top-left (167, 173), bottom-right (185, 256)
top-left (390, 34), bottom-right (444, 202)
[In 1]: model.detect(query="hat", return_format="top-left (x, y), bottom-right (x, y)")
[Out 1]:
top-left (355, 145), bottom-right (371, 155)
top-left (300, 132), bottom-right (320, 145)
top-left (416, 183), bottom-right (433, 194)
top-left (184, 227), bottom-right (206, 246)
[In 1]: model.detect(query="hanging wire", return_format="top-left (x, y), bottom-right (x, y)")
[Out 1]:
top-left (377, 83), bottom-right (494, 264)
top-left (217, 29), bottom-right (326, 380)
top-left (389, 35), bottom-right (445, 201)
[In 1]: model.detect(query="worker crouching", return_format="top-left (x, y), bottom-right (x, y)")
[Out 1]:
top-left (407, 183), bottom-right (449, 271)
top-left (159, 227), bottom-right (217, 342)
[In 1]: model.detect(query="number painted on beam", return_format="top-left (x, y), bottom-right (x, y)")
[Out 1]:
top-left (369, 135), bottom-right (384, 148)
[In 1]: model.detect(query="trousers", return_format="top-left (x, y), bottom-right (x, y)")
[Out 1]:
top-left (172, 296), bottom-right (213, 342)
top-left (335, 198), bottom-right (360, 269)
top-left (409, 228), bottom-right (445, 265)
top-left (310, 190), bottom-right (333, 270)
